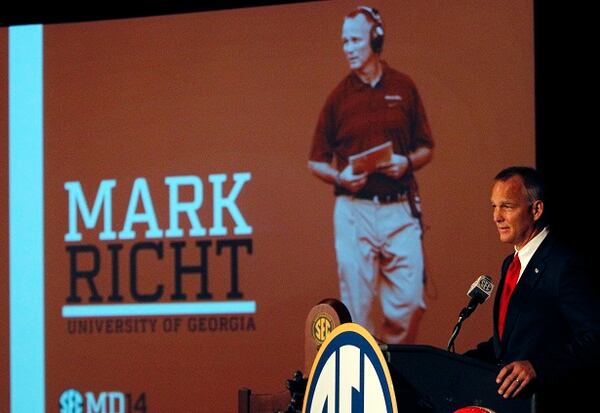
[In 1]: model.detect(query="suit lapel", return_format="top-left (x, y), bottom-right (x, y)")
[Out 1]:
top-left (501, 254), bottom-right (547, 346)
top-left (495, 235), bottom-right (554, 356)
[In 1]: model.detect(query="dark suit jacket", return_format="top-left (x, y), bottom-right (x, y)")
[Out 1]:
top-left (465, 232), bottom-right (600, 405)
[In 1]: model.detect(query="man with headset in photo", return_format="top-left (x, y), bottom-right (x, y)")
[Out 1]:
top-left (308, 6), bottom-right (434, 344)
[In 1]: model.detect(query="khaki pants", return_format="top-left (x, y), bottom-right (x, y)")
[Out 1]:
top-left (334, 195), bottom-right (425, 344)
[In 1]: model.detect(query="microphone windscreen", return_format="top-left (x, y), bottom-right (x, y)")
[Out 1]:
top-left (467, 275), bottom-right (494, 303)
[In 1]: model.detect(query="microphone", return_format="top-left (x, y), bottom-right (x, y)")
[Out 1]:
top-left (447, 275), bottom-right (494, 352)
top-left (460, 275), bottom-right (494, 320)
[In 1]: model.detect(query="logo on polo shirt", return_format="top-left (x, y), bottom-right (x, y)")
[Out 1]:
top-left (302, 323), bottom-right (398, 413)
top-left (384, 94), bottom-right (402, 108)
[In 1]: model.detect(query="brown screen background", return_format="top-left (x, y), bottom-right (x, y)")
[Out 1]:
top-left (2, 1), bottom-right (534, 411)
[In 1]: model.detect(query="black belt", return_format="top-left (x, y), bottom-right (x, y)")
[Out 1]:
top-left (354, 192), bottom-right (408, 204)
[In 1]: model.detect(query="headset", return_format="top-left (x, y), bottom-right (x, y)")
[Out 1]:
top-left (354, 6), bottom-right (385, 54)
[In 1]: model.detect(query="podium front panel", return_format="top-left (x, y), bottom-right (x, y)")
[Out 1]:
top-left (383, 345), bottom-right (533, 413)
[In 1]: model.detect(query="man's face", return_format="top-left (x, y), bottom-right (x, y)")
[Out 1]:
top-left (491, 175), bottom-right (539, 249)
top-left (342, 14), bottom-right (377, 72)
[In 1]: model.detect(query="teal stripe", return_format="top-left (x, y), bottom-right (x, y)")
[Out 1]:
top-left (63, 301), bottom-right (257, 317)
top-left (9, 25), bottom-right (44, 413)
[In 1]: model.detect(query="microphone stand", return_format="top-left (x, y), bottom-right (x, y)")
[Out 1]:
top-left (446, 304), bottom-right (475, 352)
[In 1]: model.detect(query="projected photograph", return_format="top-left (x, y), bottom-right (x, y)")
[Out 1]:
top-left (2, 1), bottom-right (534, 411)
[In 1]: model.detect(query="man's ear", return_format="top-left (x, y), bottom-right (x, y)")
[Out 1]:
top-left (531, 200), bottom-right (544, 222)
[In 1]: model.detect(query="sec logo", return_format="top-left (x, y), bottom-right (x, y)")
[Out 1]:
top-left (59, 389), bottom-right (83, 413)
top-left (302, 323), bottom-right (397, 413)
top-left (312, 314), bottom-right (334, 344)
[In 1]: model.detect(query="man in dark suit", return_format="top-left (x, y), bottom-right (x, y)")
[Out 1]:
top-left (465, 166), bottom-right (600, 409)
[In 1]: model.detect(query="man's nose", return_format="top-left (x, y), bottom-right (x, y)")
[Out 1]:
top-left (493, 209), bottom-right (503, 222)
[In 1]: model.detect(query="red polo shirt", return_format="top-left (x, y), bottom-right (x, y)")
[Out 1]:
top-left (309, 62), bottom-right (434, 197)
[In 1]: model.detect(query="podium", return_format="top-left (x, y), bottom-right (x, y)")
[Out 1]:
top-left (239, 299), bottom-right (540, 413)
top-left (382, 344), bottom-right (534, 413)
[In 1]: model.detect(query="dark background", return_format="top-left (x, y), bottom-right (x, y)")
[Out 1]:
top-left (0, 0), bottom-right (590, 257)
top-left (533, 2), bottom-right (592, 261)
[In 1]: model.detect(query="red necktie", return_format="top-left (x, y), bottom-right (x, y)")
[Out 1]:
top-left (498, 253), bottom-right (521, 340)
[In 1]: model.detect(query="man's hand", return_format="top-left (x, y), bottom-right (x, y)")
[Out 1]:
top-left (496, 360), bottom-right (537, 398)
top-left (338, 164), bottom-right (367, 193)
top-left (377, 154), bottom-right (410, 179)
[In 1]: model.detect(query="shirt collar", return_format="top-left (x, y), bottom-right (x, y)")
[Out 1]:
top-left (514, 226), bottom-right (549, 277)
top-left (349, 60), bottom-right (389, 89)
